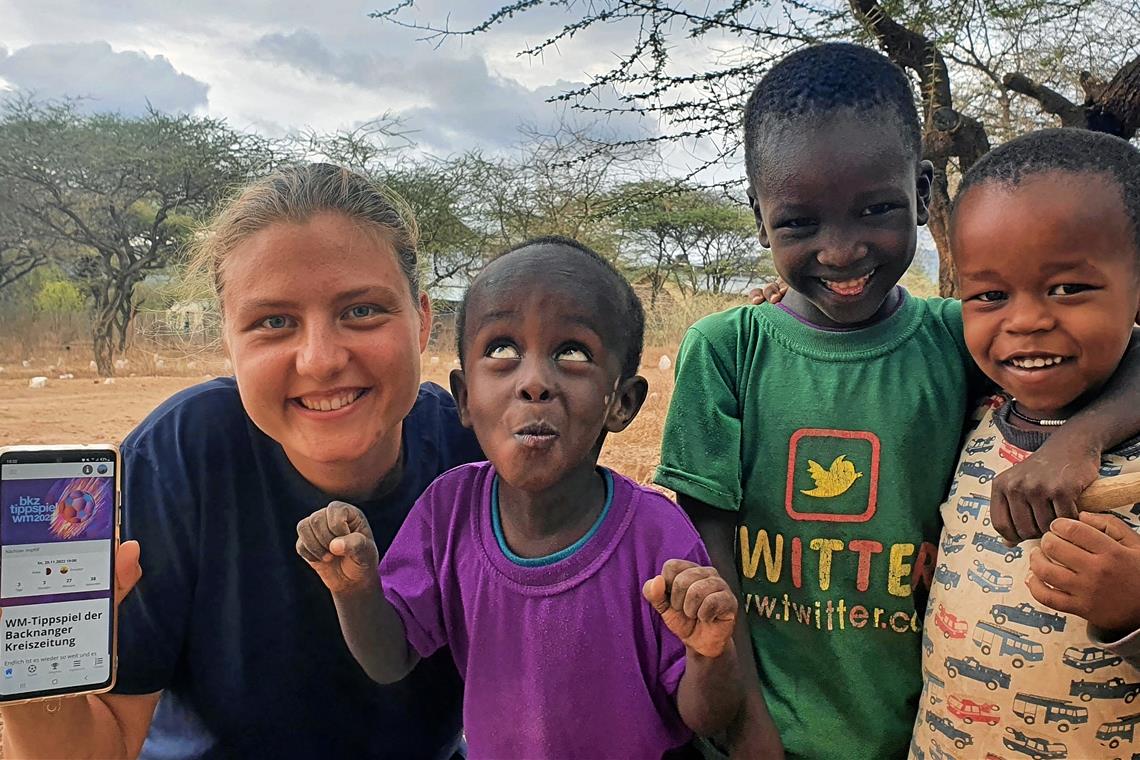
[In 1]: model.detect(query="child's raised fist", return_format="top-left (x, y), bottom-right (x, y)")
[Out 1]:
top-left (296, 501), bottom-right (380, 595)
top-left (643, 559), bottom-right (737, 658)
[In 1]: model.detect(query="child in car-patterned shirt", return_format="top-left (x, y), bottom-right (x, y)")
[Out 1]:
top-left (912, 130), bottom-right (1140, 759)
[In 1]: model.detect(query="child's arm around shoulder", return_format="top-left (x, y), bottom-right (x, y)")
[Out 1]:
top-left (643, 556), bottom-right (743, 737)
top-left (992, 330), bottom-right (1140, 542)
top-left (296, 501), bottom-right (420, 683)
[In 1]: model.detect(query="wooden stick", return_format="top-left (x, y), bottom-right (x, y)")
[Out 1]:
top-left (1077, 471), bottom-right (1140, 512)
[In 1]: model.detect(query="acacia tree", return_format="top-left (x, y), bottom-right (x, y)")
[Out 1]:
top-left (387, 157), bottom-right (500, 289)
top-left (376, 0), bottom-right (1140, 295)
top-left (0, 196), bottom-right (54, 291)
top-left (470, 126), bottom-right (650, 259)
top-left (300, 119), bottom-right (492, 289)
top-left (616, 181), bottom-right (769, 305)
top-left (305, 116), bottom-right (650, 297)
top-left (0, 99), bottom-right (274, 374)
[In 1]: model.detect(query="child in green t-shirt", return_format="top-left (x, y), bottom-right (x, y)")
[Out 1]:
top-left (655, 43), bottom-right (1140, 759)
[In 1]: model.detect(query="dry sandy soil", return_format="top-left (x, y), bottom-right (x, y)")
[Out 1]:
top-left (0, 354), bottom-right (678, 485)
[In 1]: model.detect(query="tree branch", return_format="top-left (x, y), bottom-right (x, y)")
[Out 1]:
top-left (1002, 72), bottom-right (1086, 127)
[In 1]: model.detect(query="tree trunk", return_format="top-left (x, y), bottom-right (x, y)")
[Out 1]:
top-left (1085, 55), bottom-right (1140, 139)
top-left (927, 164), bottom-right (955, 298)
top-left (850, 0), bottom-right (991, 297)
top-left (91, 295), bottom-right (119, 377)
top-left (92, 323), bottom-right (115, 377)
top-left (114, 294), bottom-right (138, 353)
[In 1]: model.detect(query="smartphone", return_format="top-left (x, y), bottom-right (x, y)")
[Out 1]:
top-left (0, 445), bottom-right (120, 703)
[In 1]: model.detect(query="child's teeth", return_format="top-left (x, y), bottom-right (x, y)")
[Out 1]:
top-left (1010, 356), bottom-right (1063, 369)
top-left (823, 273), bottom-right (872, 294)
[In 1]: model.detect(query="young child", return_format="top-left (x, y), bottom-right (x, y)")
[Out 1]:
top-left (297, 236), bottom-right (744, 758)
top-left (655, 43), bottom-right (1140, 759)
top-left (912, 128), bottom-right (1140, 759)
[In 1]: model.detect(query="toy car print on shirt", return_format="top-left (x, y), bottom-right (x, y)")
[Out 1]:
top-left (991, 603), bottom-right (1066, 634)
top-left (973, 532), bottom-right (1023, 562)
top-left (941, 532), bottom-right (966, 554)
top-left (965, 436), bottom-right (996, 455)
top-left (957, 460), bottom-right (996, 484)
top-left (911, 400), bottom-right (1140, 760)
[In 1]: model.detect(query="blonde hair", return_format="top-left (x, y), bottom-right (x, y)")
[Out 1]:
top-left (188, 163), bottom-right (421, 311)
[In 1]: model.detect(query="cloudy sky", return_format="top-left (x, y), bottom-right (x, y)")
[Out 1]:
top-left (0, 1), bottom-right (710, 157)
top-left (0, 1), bottom-right (944, 277)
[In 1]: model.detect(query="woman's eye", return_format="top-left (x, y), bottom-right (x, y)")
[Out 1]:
top-left (487, 344), bottom-right (520, 360)
top-left (556, 346), bottom-right (590, 362)
top-left (1049, 284), bottom-right (1093, 296)
top-left (259, 315), bottom-right (293, 329)
top-left (345, 304), bottom-right (379, 320)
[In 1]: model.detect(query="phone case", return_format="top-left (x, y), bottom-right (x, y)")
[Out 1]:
top-left (0, 444), bottom-right (121, 705)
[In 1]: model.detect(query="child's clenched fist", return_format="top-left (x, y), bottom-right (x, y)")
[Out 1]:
top-left (643, 559), bottom-right (737, 658)
top-left (296, 501), bottom-right (380, 594)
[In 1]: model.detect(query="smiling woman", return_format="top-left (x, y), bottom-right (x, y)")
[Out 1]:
top-left (219, 212), bottom-right (432, 500)
top-left (0, 164), bottom-right (483, 759)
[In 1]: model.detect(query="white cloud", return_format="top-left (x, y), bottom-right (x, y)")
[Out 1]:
top-left (0, 41), bottom-right (208, 115)
top-left (0, 2), bottom-right (674, 157)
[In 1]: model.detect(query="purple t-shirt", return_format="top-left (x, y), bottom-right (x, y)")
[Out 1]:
top-left (380, 462), bottom-right (709, 759)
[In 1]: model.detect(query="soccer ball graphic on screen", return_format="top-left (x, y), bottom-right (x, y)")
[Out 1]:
top-left (50, 485), bottom-right (99, 539)
top-left (57, 490), bottom-right (95, 524)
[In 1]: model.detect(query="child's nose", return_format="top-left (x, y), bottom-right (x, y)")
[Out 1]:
top-left (815, 232), bottom-right (868, 269)
top-left (516, 361), bottom-right (553, 402)
top-left (1005, 297), bottom-right (1056, 334)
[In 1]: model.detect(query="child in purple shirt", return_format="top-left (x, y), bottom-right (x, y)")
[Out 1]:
top-left (297, 236), bottom-right (744, 758)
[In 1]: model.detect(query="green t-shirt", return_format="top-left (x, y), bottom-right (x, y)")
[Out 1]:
top-left (656, 295), bottom-right (972, 760)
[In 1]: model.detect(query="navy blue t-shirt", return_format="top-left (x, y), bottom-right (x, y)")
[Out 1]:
top-left (115, 378), bottom-right (482, 759)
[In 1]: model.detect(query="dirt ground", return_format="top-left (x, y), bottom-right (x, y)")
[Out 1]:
top-left (0, 354), bottom-right (678, 485)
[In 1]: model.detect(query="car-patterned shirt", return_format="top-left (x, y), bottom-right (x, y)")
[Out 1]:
top-left (911, 397), bottom-right (1140, 760)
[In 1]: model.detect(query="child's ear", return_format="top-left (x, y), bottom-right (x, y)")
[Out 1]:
top-left (449, 369), bottom-right (473, 429)
top-left (916, 160), bottom-right (934, 226)
top-left (747, 187), bottom-right (771, 248)
top-left (605, 375), bottom-right (649, 434)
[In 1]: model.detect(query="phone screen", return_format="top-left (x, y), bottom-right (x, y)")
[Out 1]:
top-left (0, 449), bottom-right (117, 700)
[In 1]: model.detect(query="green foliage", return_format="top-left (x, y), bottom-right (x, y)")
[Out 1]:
top-left (0, 96), bottom-right (277, 373)
top-left (33, 278), bottom-right (86, 315)
top-left (303, 125), bottom-right (637, 287)
top-left (614, 181), bottom-right (772, 302)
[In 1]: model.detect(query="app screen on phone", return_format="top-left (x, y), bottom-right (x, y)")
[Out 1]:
top-left (0, 457), bottom-right (115, 697)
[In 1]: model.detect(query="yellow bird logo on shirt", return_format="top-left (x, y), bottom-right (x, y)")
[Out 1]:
top-left (801, 455), bottom-right (863, 498)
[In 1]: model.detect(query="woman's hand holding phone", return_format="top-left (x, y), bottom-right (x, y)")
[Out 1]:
top-left (114, 540), bottom-right (142, 605)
